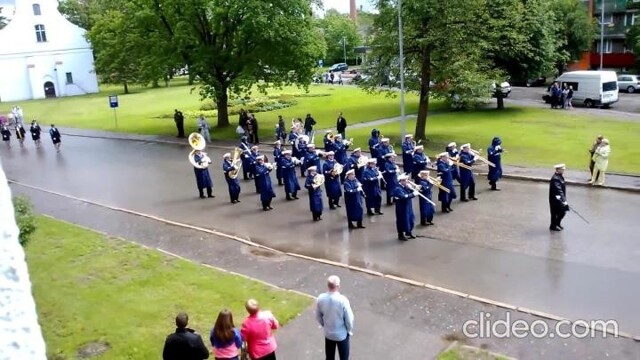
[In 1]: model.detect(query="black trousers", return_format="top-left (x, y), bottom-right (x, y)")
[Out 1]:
top-left (550, 205), bottom-right (567, 228)
top-left (325, 335), bottom-right (350, 360)
top-left (175, 120), bottom-right (184, 137)
top-left (262, 199), bottom-right (273, 209)
top-left (312, 211), bottom-right (323, 220)
top-left (255, 352), bottom-right (276, 360)
top-left (460, 183), bottom-right (475, 200)
top-left (198, 187), bottom-right (212, 197)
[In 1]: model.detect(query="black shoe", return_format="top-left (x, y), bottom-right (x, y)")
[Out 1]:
top-left (367, 211), bottom-right (375, 216)
top-left (208, 194), bottom-right (215, 198)
top-left (398, 234), bottom-right (408, 241)
top-left (442, 208), bottom-right (450, 213)
top-left (293, 196), bottom-right (299, 199)
top-left (471, 197), bottom-right (478, 200)
top-left (558, 225), bottom-right (564, 230)
top-left (199, 195), bottom-right (206, 199)
top-left (267, 206), bottom-right (273, 210)
top-left (428, 221), bottom-right (435, 226)
top-left (348, 222), bottom-right (356, 229)
top-left (461, 198), bottom-right (469, 202)
top-left (447, 207), bottom-right (454, 212)
top-left (375, 211), bottom-right (384, 215)
top-left (263, 207), bottom-right (269, 211)
top-left (286, 196), bottom-right (292, 201)
top-left (330, 206), bottom-right (336, 210)
top-left (357, 222), bottom-right (366, 229)
top-left (278, 181), bottom-right (283, 186)
top-left (421, 221), bottom-right (427, 226)
top-left (491, 188), bottom-right (501, 191)
top-left (406, 233), bottom-right (416, 239)
top-left (549, 226), bottom-right (562, 231)
top-left (386, 202), bottom-right (393, 206)
top-left (336, 203), bottom-right (342, 208)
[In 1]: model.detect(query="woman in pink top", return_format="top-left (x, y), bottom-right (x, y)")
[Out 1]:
top-left (240, 299), bottom-right (279, 360)
top-left (210, 309), bottom-right (243, 360)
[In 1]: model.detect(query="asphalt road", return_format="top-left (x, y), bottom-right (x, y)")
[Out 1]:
top-left (2, 136), bottom-right (640, 336)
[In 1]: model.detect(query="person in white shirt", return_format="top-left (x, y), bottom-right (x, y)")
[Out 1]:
top-left (315, 275), bottom-right (354, 360)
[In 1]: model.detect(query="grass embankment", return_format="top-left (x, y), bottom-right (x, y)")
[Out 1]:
top-left (345, 107), bottom-right (640, 174)
top-left (2, 78), bottom-right (436, 140)
top-left (27, 216), bottom-right (311, 359)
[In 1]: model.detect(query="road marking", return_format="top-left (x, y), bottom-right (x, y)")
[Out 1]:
top-left (9, 180), bottom-right (638, 340)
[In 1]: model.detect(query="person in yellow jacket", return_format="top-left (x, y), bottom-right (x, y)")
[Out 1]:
top-left (590, 139), bottom-right (610, 186)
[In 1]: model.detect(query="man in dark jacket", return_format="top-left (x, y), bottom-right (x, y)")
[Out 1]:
top-left (336, 112), bottom-right (347, 138)
top-left (549, 164), bottom-right (569, 231)
top-left (162, 312), bottom-right (210, 360)
top-left (174, 109), bottom-right (185, 138)
top-left (304, 113), bottom-right (316, 136)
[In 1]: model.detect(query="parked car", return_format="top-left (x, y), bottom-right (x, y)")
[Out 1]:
top-left (491, 81), bottom-right (511, 97)
top-left (527, 77), bottom-right (546, 87)
top-left (617, 74), bottom-right (640, 93)
top-left (329, 63), bottom-right (348, 72)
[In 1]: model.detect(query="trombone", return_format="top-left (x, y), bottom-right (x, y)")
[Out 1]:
top-left (406, 180), bottom-right (436, 206)
top-left (470, 148), bottom-right (496, 168)
top-left (427, 175), bottom-right (450, 193)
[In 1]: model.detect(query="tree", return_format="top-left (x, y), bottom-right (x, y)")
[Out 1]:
top-left (319, 9), bottom-right (361, 64)
top-left (550, 0), bottom-right (597, 74)
top-left (362, 0), bottom-right (496, 140)
top-left (126, 0), bottom-right (325, 128)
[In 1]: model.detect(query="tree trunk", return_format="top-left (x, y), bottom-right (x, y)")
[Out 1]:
top-left (188, 68), bottom-right (195, 85)
top-left (414, 47), bottom-right (431, 141)
top-left (152, 79), bottom-right (160, 88)
top-left (496, 92), bottom-right (504, 110)
top-left (123, 82), bottom-right (129, 94)
top-left (215, 87), bottom-right (230, 128)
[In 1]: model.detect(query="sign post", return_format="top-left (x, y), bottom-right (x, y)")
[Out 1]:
top-left (108, 95), bottom-right (119, 129)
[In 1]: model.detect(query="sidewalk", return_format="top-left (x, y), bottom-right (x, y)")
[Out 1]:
top-left (59, 127), bottom-right (640, 192)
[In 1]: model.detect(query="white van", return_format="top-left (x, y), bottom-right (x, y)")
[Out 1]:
top-left (552, 70), bottom-right (619, 108)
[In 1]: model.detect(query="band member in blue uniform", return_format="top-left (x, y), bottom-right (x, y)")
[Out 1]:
top-left (15, 123), bottom-right (26, 148)
top-left (322, 151), bottom-right (343, 209)
top-left (249, 145), bottom-right (262, 193)
top-left (417, 170), bottom-right (435, 226)
top-left (273, 141), bottom-right (284, 186)
top-left (49, 124), bottom-right (62, 152)
top-left (333, 134), bottom-right (350, 183)
top-left (382, 152), bottom-right (400, 206)
top-left (362, 158), bottom-right (383, 216)
top-left (487, 136), bottom-right (504, 191)
top-left (280, 150), bottom-right (301, 200)
top-left (304, 166), bottom-right (324, 221)
top-left (30, 120), bottom-right (42, 147)
top-left (303, 144), bottom-right (321, 177)
top-left (323, 130), bottom-right (335, 152)
top-left (393, 175), bottom-right (418, 241)
top-left (446, 142), bottom-right (460, 182)
top-left (377, 138), bottom-right (392, 164)
top-left (459, 143), bottom-right (477, 201)
top-left (436, 152), bottom-right (457, 213)
top-left (192, 149), bottom-right (213, 199)
top-left (288, 127), bottom-right (300, 158)
top-left (222, 153), bottom-right (241, 203)
top-left (368, 129), bottom-right (381, 160)
top-left (401, 134), bottom-right (415, 173)
top-left (343, 169), bottom-right (366, 229)
top-left (255, 155), bottom-right (276, 211)
top-left (1, 124), bottom-right (11, 149)
top-left (345, 148), bottom-right (365, 182)
top-left (240, 136), bottom-right (253, 180)
top-left (549, 164), bottom-right (569, 231)
top-left (411, 146), bottom-right (429, 181)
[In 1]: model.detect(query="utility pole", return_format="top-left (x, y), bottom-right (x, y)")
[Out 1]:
top-left (343, 36), bottom-right (347, 64)
top-left (398, 0), bottom-right (406, 138)
top-left (600, 0), bottom-right (605, 69)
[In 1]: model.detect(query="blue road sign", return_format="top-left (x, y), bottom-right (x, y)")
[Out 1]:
top-left (109, 95), bottom-right (119, 108)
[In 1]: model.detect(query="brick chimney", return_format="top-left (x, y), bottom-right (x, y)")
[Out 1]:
top-left (350, 0), bottom-right (357, 23)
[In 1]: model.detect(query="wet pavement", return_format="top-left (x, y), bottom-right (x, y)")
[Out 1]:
top-left (2, 136), bottom-right (640, 339)
top-left (11, 186), bottom-right (640, 359)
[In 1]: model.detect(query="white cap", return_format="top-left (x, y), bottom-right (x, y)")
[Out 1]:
top-left (325, 151), bottom-right (335, 156)
top-left (554, 163), bottom-right (566, 169)
top-left (223, 153), bottom-right (231, 158)
top-left (274, 140), bottom-right (281, 145)
top-left (381, 138), bottom-right (389, 142)
top-left (282, 150), bottom-right (292, 155)
top-left (367, 158), bottom-right (377, 163)
top-left (307, 143), bottom-right (316, 148)
top-left (251, 145), bottom-right (259, 150)
top-left (256, 155), bottom-right (265, 161)
top-left (398, 174), bottom-right (409, 181)
top-left (448, 142), bottom-right (457, 148)
top-left (461, 143), bottom-right (470, 148)
top-left (300, 135), bottom-right (309, 142)
top-left (353, 147), bottom-right (361, 152)
top-left (419, 170), bottom-right (430, 176)
top-left (405, 134), bottom-right (413, 138)
top-left (325, 129), bottom-right (333, 133)
top-left (335, 134), bottom-right (343, 138)
top-left (346, 169), bottom-right (355, 175)
top-left (384, 152), bottom-right (396, 158)
top-left (415, 145), bottom-right (424, 150)
top-left (307, 166), bottom-right (317, 172)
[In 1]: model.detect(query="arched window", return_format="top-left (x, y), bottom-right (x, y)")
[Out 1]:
top-left (35, 24), bottom-right (47, 43)
top-left (32, 4), bottom-right (41, 16)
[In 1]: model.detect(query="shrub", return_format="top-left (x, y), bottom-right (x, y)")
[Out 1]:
top-left (13, 196), bottom-right (37, 247)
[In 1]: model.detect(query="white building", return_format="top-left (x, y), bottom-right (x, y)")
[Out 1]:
top-left (0, 0), bottom-right (99, 102)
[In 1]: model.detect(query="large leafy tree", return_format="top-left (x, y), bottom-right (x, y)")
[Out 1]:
top-left (549, 0), bottom-right (597, 74)
top-left (362, 0), bottom-right (496, 140)
top-left (319, 9), bottom-right (361, 64)
top-left (129, 0), bottom-right (325, 128)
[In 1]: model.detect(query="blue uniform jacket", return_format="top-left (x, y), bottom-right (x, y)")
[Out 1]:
top-left (222, 160), bottom-right (241, 197)
top-left (412, 152), bottom-right (429, 178)
top-left (273, 147), bottom-right (283, 180)
top-left (436, 159), bottom-right (457, 203)
top-left (447, 148), bottom-right (460, 181)
top-left (487, 137), bottom-right (503, 182)
top-left (402, 141), bottom-right (414, 173)
top-left (255, 164), bottom-right (276, 202)
top-left (346, 155), bottom-right (364, 181)
top-left (392, 185), bottom-right (415, 233)
top-left (304, 174), bottom-right (324, 212)
top-left (279, 157), bottom-right (300, 194)
top-left (333, 141), bottom-right (349, 165)
top-left (322, 160), bottom-right (343, 198)
top-left (382, 159), bottom-right (399, 192)
top-left (459, 151), bottom-right (476, 187)
top-left (303, 150), bottom-right (321, 173)
top-left (362, 166), bottom-right (382, 198)
top-left (418, 179), bottom-right (435, 218)
top-left (193, 154), bottom-right (212, 189)
top-left (343, 179), bottom-right (364, 221)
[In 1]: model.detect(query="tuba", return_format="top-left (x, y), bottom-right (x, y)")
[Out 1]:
top-left (228, 147), bottom-right (243, 179)
top-left (312, 174), bottom-right (325, 188)
top-left (188, 133), bottom-right (211, 169)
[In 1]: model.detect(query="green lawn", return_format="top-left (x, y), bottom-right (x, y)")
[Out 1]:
top-left (345, 107), bottom-right (640, 174)
top-left (2, 79), bottom-right (438, 140)
top-left (27, 216), bottom-right (311, 359)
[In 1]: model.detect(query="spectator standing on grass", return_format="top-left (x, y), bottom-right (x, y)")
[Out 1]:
top-left (210, 309), bottom-right (243, 360)
top-left (336, 112), bottom-right (347, 139)
top-left (588, 135), bottom-right (604, 180)
top-left (198, 115), bottom-right (211, 143)
top-left (163, 312), bottom-right (210, 360)
top-left (590, 139), bottom-right (611, 186)
top-left (316, 275), bottom-right (354, 360)
top-left (561, 84), bottom-right (568, 109)
top-left (241, 299), bottom-right (279, 360)
top-left (174, 109), bottom-right (185, 138)
top-left (304, 113), bottom-right (316, 137)
top-left (566, 85), bottom-right (574, 109)
top-left (338, 73), bottom-right (343, 85)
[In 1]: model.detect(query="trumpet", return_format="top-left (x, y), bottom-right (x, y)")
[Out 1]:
top-left (406, 180), bottom-right (436, 206)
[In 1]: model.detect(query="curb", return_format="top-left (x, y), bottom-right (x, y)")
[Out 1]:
top-left (9, 180), bottom-right (639, 341)
top-left (495, 173), bottom-right (640, 193)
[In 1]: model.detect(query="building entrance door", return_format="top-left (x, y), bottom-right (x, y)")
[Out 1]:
top-left (44, 81), bottom-right (56, 98)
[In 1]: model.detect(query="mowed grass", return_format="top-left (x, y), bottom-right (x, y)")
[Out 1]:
top-left (27, 216), bottom-right (312, 359)
top-left (345, 107), bottom-right (640, 174)
top-left (1, 79), bottom-right (437, 140)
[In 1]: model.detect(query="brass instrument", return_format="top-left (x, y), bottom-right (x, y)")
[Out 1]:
top-left (357, 155), bottom-right (369, 168)
top-left (427, 175), bottom-right (450, 193)
top-left (228, 147), bottom-right (243, 179)
top-left (312, 174), bottom-right (325, 189)
top-left (470, 148), bottom-right (496, 167)
top-left (188, 133), bottom-right (211, 169)
top-left (450, 158), bottom-right (474, 171)
top-left (406, 180), bottom-right (436, 205)
top-left (331, 162), bottom-right (344, 177)
top-left (343, 138), bottom-right (354, 146)
top-left (326, 132), bottom-right (335, 143)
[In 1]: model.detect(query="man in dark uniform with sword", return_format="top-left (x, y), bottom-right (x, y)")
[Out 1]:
top-left (549, 163), bottom-right (569, 231)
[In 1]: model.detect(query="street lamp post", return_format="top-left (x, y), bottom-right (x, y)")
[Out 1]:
top-left (398, 0), bottom-right (406, 138)
top-left (342, 36), bottom-right (347, 64)
top-left (600, 0), bottom-right (605, 69)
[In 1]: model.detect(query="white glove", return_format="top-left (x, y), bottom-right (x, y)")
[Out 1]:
top-left (495, 145), bottom-right (501, 151)
top-left (473, 155), bottom-right (479, 161)
top-left (555, 195), bottom-right (561, 200)
top-left (413, 190), bottom-right (420, 196)
top-left (562, 201), bottom-right (568, 206)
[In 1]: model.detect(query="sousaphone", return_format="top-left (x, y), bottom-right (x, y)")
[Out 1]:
top-left (188, 133), bottom-right (210, 169)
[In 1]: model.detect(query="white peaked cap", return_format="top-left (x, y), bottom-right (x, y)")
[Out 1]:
top-left (461, 143), bottom-right (471, 148)
top-left (405, 134), bottom-right (413, 138)
top-left (282, 150), bottom-right (292, 155)
top-left (251, 145), bottom-right (259, 149)
top-left (256, 155), bottom-right (265, 160)
top-left (335, 134), bottom-right (343, 138)
top-left (384, 152), bottom-right (396, 158)
top-left (223, 153), bottom-right (231, 158)
top-left (346, 169), bottom-right (355, 175)
top-left (325, 151), bottom-right (335, 156)
top-left (419, 170), bottom-right (430, 176)
top-left (448, 142), bottom-right (457, 147)
top-left (307, 143), bottom-right (316, 148)
top-left (325, 129), bottom-right (333, 133)
top-left (554, 163), bottom-right (566, 169)
top-left (367, 158), bottom-right (377, 163)
top-left (353, 147), bottom-right (361, 152)
top-left (438, 152), bottom-right (449, 157)
top-left (398, 174), bottom-right (409, 181)
top-left (381, 138), bottom-right (390, 142)
top-left (415, 145), bottom-right (424, 150)
top-left (274, 140), bottom-right (281, 145)
top-left (307, 166), bottom-right (317, 172)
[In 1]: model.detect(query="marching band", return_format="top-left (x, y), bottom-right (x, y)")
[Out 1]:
top-left (187, 120), bottom-right (507, 241)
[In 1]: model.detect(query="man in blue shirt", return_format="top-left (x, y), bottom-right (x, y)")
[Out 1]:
top-left (316, 275), bottom-right (355, 360)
